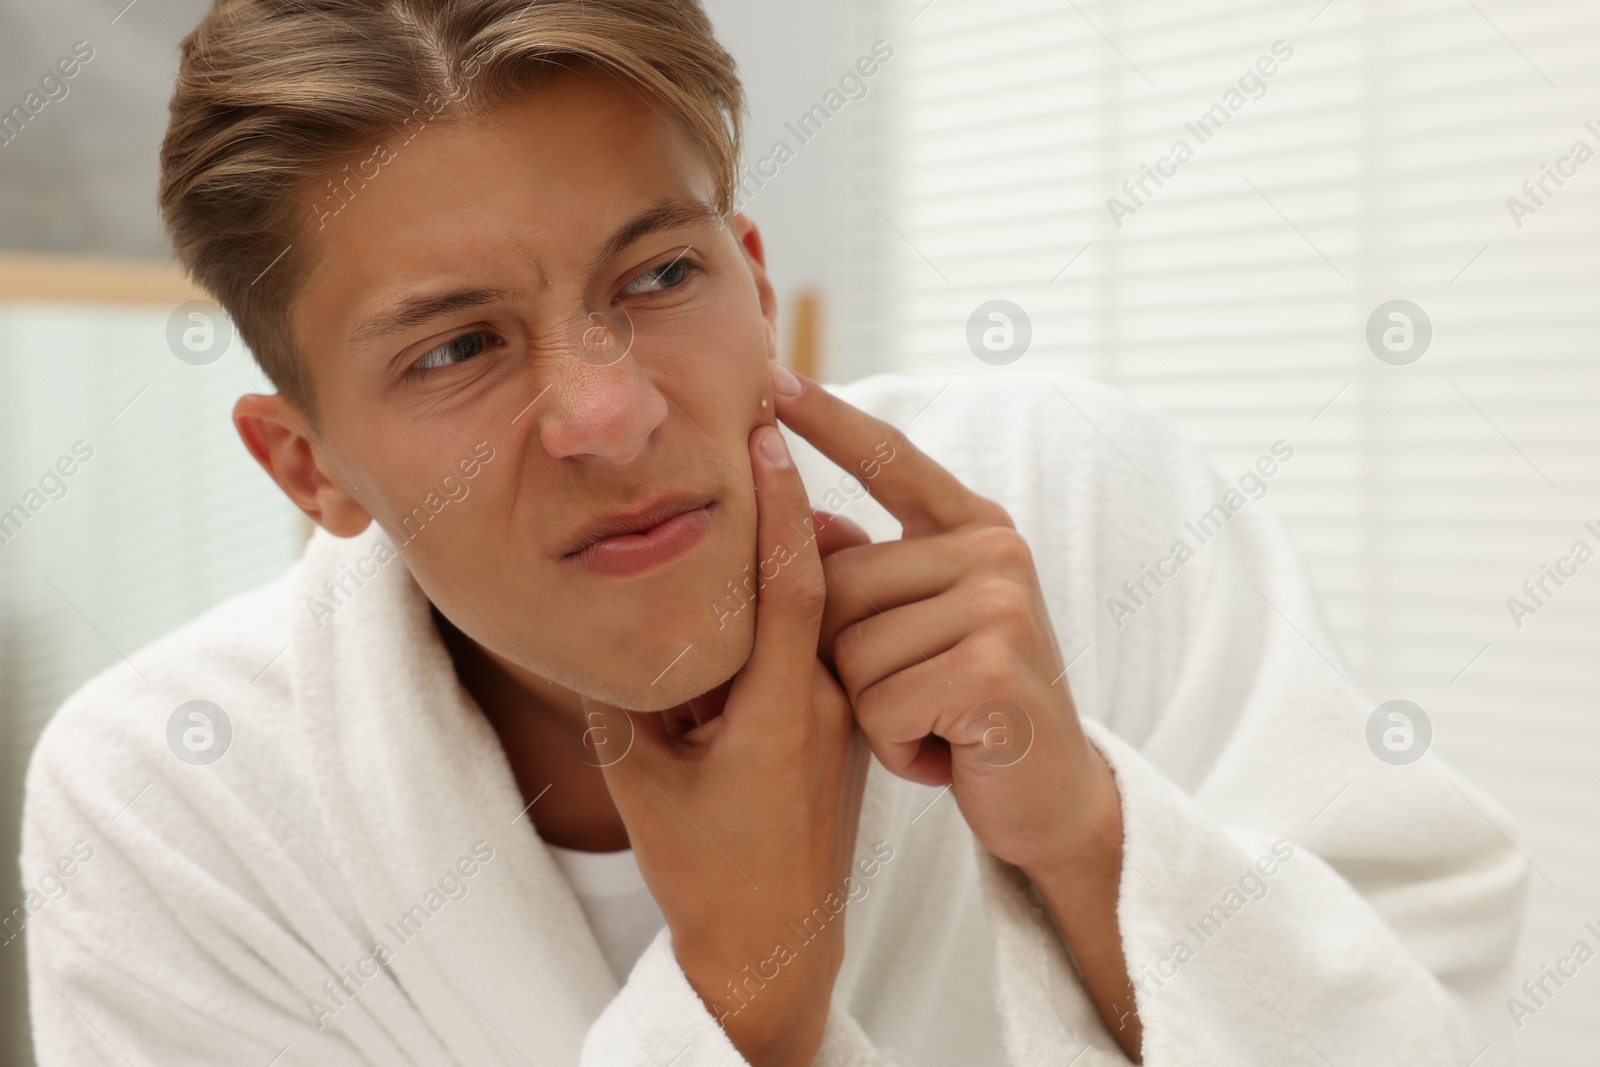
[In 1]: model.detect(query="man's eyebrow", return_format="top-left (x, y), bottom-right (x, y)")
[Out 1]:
top-left (589, 198), bottom-right (723, 275)
top-left (347, 201), bottom-right (718, 350)
top-left (350, 287), bottom-right (524, 350)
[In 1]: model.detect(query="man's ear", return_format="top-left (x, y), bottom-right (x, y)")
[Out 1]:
top-left (730, 212), bottom-right (779, 353)
top-left (233, 393), bottom-right (373, 537)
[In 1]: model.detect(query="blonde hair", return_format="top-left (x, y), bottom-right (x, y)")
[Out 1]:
top-left (159, 0), bottom-right (745, 424)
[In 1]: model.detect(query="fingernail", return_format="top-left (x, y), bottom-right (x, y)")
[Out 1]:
top-left (758, 426), bottom-right (791, 468)
top-left (771, 361), bottom-right (803, 397)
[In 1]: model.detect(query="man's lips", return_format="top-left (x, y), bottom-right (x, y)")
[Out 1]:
top-left (556, 492), bottom-right (720, 575)
top-left (558, 493), bottom-right (718, 559)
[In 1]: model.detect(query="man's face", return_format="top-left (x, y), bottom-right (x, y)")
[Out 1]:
top-left (287, 69), bottom-right (775, 711)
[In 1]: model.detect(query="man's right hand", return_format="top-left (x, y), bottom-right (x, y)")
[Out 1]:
top-left (583, 421), bottom-right (871, 1067)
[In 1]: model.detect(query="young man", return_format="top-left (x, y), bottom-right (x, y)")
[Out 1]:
top-left (22, 2), bottom-right (1525, 1064)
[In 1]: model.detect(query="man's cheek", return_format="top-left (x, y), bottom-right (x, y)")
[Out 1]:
top-left (702, 482), bottom-right (763, 634)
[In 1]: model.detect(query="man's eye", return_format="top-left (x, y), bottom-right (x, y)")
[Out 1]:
top-left (623, 256), bottom-right (698, 297)
top-left (409, 330), bottom-right (493, 379)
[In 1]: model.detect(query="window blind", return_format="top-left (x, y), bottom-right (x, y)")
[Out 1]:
top-left (0, 301), bottom-right (304, 1067)
top-left (829, 1), bottom-right (1600, 1062)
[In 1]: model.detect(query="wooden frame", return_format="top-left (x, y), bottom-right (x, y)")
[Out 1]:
top-left (786, 287), bottom-right (823, 380)
top-left (0, 252), bottom-right (204, 304)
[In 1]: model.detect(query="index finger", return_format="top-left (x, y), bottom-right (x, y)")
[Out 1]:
top-left (769, 362), bottom-right (1004, 537)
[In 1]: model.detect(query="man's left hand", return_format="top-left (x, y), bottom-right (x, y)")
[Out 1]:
top-left (769, 363), bottom-right (1121, 881)
top-left (770, 362), bottom-right (1149, 1059)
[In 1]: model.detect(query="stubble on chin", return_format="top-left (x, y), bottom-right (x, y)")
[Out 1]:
top-left (597, 605), bottom-right (757, 713)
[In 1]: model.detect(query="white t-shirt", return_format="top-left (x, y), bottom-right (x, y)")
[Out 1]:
top-left (543, 843), bottom-right (667, 984)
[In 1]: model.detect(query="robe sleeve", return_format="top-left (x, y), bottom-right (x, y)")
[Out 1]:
top-left (955, 373), bottom-right (1529, 1066)
top-left (21, 727), bottom-right (407, 1067)
top-left (20, 669), bottom-right (468, 1067)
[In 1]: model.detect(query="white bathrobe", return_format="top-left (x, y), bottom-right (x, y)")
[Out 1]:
top-left (22, 372), bottom-right (1527, 1066)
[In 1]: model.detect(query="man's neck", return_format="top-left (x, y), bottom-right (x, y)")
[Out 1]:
top-left (432, 605), bottom-right (632, 852)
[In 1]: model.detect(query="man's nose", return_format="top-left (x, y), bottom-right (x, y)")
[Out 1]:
top-left (537, 356), bottom-right (668, 465)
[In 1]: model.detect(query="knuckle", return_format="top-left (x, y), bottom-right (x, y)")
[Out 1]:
top-left (994, 526), bottom-right (1031, 567)
top-left (975, 497), bottom-right (1016, 530)
top-left (880, 424), bottom-right (913, 463)
top-left (969, 575), bottom-right (1026, 626)
top-left (969, 524), bottom-right (1031, 570)
top-left (959, 633), bottom-right (1013, 693)
top-left (788, 569), bottom-right (829, 621)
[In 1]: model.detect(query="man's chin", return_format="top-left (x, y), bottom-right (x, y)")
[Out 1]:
top-left (597, 626), bottom-right (753, 714)
top-left (614, 662), bottom-right (746, 715)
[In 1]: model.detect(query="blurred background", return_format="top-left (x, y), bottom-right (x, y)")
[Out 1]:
top-left (2, 0), bottom-right (1598, 1063)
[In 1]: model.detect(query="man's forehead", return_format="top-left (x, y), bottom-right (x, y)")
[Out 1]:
top-left (291, 81), bottom-right (725, 355)
top-left (309, 84), bottom-right (704, 251)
